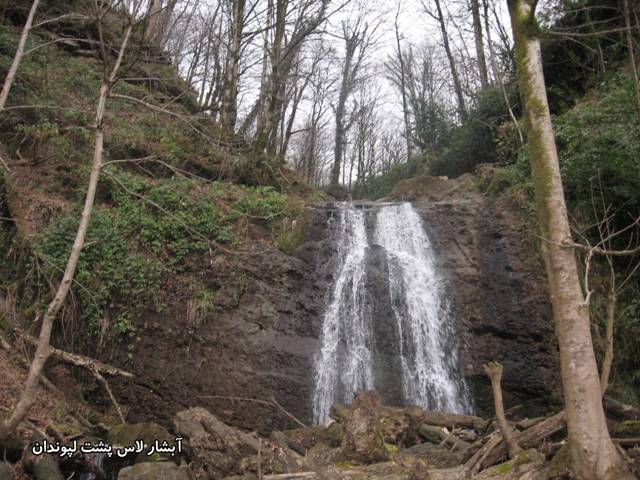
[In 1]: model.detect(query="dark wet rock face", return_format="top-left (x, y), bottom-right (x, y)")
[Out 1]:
top-left (412, 195), bottom-right (561, 416)
top-left (112, 183), bottom-right (559, 432)
top-left (113, 205), bottom-right (338, 433)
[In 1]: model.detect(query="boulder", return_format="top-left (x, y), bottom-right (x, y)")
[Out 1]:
top-left (0, 462), bottom-right (12, 480)
top-left (474, 449), bottom-right (547, 480)
top-left (417, 425), bottom-right (469, 451)
top-left (340, 391), bottom-right (389, 464)
top-left (118, 461), bottom-right (192, 480)
top-left (402, 443), bottom-right (461, 469)
top-left (33, 456), bottom-right (65, 480)
top-left (409, 459), bottom-right (431, 480)
top-left (107, 422), bottom-right (173, 447)
top-left (283, 423), bottom-right (344, 452)
top-left (174, 407), bottom-right (304, 479)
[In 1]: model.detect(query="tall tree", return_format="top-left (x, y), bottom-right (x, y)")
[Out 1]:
top-left (394, 3), bottom-right (412, 156)
top-left (254, 0), bottom-right (329, 153)
top-left (422, 0), bottom-right (467, 121)
top-left (0, 0), bottom-right (42, 112)
top-left (329, 16), bottom-right (374, 186)
top-left (470, 0), bottom-right (489, 89)
top-left (221, 0), bottom-right (246, 130)
top-left (507, 1), bottom-right (632, 478)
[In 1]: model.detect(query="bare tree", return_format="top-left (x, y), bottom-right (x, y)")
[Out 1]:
top-left (470, 0), bottom-right (489, 89)
top-left (393, 2), bottom-right (412, 156)
top-left (1, 0), bottom-right (142, 434)
top-left (253, 0), bottom-right (330, 153)
top-left (422, 0), bottom-right (467, 121)
top-left (0, 0), bottom-right (42, 112)
top-left (507, 0), bottom-right (633, 478)
top-left (329, 14), bottom-right (376, 186)
top-left (221, 0), bottom-right (246, 130)
top-left (291, 47), bottom-right (334, 184)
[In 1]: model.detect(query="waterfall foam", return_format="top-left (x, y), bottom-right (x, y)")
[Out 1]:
top-left (312, 202), bottom-right (470, 424)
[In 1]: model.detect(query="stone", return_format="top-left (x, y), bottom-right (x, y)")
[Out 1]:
top-left (409, 459), bottom-right (431, 480)
top-left (108, 422), bottom-right (173, 447)
top-left (403, 443), bottom-right (461, 469)
top-left (33, 456), bottom-right (64, 480)
top-left (174, 407), bottom-right (304, 479)
top-left (548, 444), bottom-right (571, 479)
top-left (417, 425), bottom-right (469, 451)
top-left (340, 391), bottom-right (389, 464)
top-left (474, 449), bottom-right (547, 480)
top-left (117, 461), bottom-right (192, 480)
top-left (0, 462), bottom-right (12, 480)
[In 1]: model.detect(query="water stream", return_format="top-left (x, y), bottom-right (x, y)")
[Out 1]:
top-left (312, 202), bottom-right (471, 424)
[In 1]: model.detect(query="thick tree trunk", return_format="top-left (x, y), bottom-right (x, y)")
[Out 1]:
top-left (1, 17), bottom-right (134, 435)
top-left (0, 0), bottom-right (41, 112)
top-left (507, 1), bottom-right (632, 479)
top-left (433, 0), bottom-right (466, 121)
top-left (471, 0), bottom-right (489, 90)
top-left (221, 0), bottom-right (246, 131)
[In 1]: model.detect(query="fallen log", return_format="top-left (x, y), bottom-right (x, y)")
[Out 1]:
top-left (605, 397), bottom-right (640, 421)
top-left (464, 432), bottom-right (502, 476)
top-left (418, 411), bottom-right (488, 431)
top-left (15, 330), bottom-right (133, 378)
top-left (479, 411), bottom-right (565, 470)
top-left (613, 438), bottom-right (640, 447)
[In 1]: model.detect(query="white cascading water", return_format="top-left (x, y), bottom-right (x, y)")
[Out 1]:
top-left (374, 203), bottom-right (471, 414)
top-left (312, 205), bottom-right (373, 425)
top-left (312, 202), bottom-right (471, 425)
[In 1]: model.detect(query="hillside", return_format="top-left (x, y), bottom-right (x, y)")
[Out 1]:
top-left (0, 1), bottom-right (639, 480)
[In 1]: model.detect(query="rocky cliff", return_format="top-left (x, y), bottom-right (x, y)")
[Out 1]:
top-left (110, 175), bottom-right (560, 432)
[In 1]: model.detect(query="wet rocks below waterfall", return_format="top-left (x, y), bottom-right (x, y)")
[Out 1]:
top-left (6, 392), bottom-right (640, 479)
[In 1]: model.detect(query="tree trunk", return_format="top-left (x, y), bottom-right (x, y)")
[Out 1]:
top-left (484, 362), bottom-right (521, 458)
top-left (507, 1), bottom-right (632, 478)
top-left (394, 9), bottom-right (412, 156)
top-left (145, 0), bottom-right (163, 45)
top-left (470, 0), bottom-right (489, 90)
top-left (1, 15), bottom-right (134, 435)
top-left (600, 289), bottom-right (616, 395)
top-left (433, 0), bottom-right (466, 121)
top-left (0, 0), bottom-right (42, 112)
top-left (623, 0), bottom-right (640, 116)
top-left (221, 0), bottom-right (246, 131)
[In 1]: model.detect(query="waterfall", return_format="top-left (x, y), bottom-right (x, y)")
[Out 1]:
top-left (374, 203), bottom-right (470, 414)
top-left (312, 202), bottom-right (471, 424)
top-left (312, 205), bottom-right (373, 425)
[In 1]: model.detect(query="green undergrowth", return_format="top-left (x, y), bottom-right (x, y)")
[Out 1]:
top-left (476, 71), bottom-right (640, 404)
top-left (15, 171), bottom-right (306, 340)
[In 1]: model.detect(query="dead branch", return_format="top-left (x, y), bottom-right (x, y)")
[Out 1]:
top-left (484, 362), bottom-right (521, 458)
top-left (14, 330), bottom-right (133, 378)
top-left (91, 367), bottom-right (126, 424)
